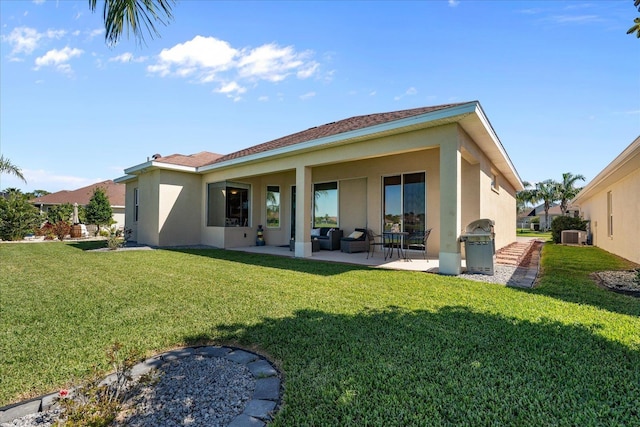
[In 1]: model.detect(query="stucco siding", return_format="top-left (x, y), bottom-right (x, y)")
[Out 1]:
top-left (579, 167), bottom-right (640, 264)
top-left (157, 170), bottom-right (202, 246)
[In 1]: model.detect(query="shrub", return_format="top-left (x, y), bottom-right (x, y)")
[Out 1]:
top-left (55, 342), bottom-right (141, 427)
top-left (0, 193), bottom-right (41, 240)
top-left (36, 222), bottom-right (56, 240)
top-left (52, 221), bottom-right (71, 241)
top-left (47, 203), bottom-right (73, 225)
top-left (551, 215), bottom-right (588, 243)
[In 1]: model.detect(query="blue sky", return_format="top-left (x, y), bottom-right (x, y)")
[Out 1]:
top-left (1, 0), bottom-right (638, 193)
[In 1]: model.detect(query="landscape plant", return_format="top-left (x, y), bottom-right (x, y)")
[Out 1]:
top-left (51, 221), bottom-right (72, 242)
top-left (85, 188), bottom-right (113, 236)
top-left (46, 203), bottom-right (74, 225)
top-left (550, 215), bottom-right (588, 243)
top-left (1, 243), bottom-right (638, 424)
top-left (0, 192), bottom-right (41, 240)
top-left (55, 342), bottom-right (140, 427)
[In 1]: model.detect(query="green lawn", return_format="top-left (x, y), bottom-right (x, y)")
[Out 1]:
top-left (1, 241), bottom-right (639, 425)
top-left (516, 229), bottom-right (552, 240)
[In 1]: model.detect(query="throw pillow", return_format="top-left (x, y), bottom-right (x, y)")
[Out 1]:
top-left (311, 228), bottom-right (321, 237)
top-left (347, 231), bottom-right (364, 239)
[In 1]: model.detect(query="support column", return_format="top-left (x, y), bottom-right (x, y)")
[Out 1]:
top-left (294, 165), bottom-right (312, 257)
top-left (439, 141), bottom-right (462, 275)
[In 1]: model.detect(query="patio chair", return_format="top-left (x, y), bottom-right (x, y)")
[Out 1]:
top-left (407, 228), bottom-right (432, 259)
top-left (340, 228), bottom-right (368, 253)
top-left (366, 228), bottom-right (385, 259)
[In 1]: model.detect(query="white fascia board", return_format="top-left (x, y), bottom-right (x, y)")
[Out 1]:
top-left (114, 174), bottom-right (136, 184)
top-left (572, 136), bottom-right (640, 205)
top-left (198, 102), bottom-right (480, 173)
top-left (124, 160), bottom-right (198, 175)
top-left (472, 103), bottom-right (524, 191)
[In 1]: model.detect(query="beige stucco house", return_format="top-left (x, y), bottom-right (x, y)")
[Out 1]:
top-left (571, 136), bottom-right (640, 264)
top-left (30, 180), bottom-right (125, 230)
top-left (115, 101), bottom-right (523, 275)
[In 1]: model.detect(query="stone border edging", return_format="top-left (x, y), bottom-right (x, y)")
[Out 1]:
top-left (0, 346), bottom-right (282, 427)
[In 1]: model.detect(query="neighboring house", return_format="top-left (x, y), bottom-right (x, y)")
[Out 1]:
top-left (519, 203), bottom-right (562, 230)
top-left (571, 136), bottom-right (640, 264)
top-left (115, 101), bottom-right (524, 275)
top-left (30, 180), bottom-right (126, 230)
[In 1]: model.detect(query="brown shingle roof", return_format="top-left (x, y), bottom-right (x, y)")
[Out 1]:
top-left (30, 180), bottom-right (125, 207)
top-left (153, 151), bottom-right (223, 167)
top-left (205, 103), bottom-right (468, 166)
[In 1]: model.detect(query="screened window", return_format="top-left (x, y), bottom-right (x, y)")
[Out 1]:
top-left (607, 191), bottom-right (613, 237)
top-left (383, 172), bottom-right (426, 235)
top-left (207, 181), bottom-right (250, 227)
top-left (133, 187), bottom-right (139, 222)
top-left (266, 185), bottom-right (280, 228)
top-left (313, 182), bottom-right (338, 228)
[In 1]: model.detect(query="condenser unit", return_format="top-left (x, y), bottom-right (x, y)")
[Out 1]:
top-left (561, 230), bottom-right (587, 245)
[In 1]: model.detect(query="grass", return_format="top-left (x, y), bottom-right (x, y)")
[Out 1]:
top-left (1, 241), bottom-right (639, 425)
top-left (516, 229), bottom-right (552, 240)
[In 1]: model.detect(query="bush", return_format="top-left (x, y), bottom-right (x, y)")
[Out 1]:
top-left (551, 216), bottom-right (588, 244)
top-left (36, 222), bottom-right (56, 240)
top-left (52, 221), bottom-right (71, 241)
top-left (0, 193), bottom-right (41, 240)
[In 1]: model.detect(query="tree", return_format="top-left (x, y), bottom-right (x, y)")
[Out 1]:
top-left (557, 172), bottom-right (586, 215)
top-left (628, 0), bottom-right (640, 38)
top-left (85, 188), bottom-right (113, 235)
top-left (0, 156), bottom-right (26, 183)
top-left (47, 203), bottom-right (74, 225)
top-left (516, 181), bottom-right (533, 215)
top-left (89, 0), bottom-right (175, 46)
top-left (529, 179), bottom-right (559, 231)
top-left (0, 192), bottom-right (41, 240)
top-left (26, 190), bottom-right (51, 199)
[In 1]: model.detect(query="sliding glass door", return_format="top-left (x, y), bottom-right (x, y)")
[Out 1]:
top-left (383, 172), bottom-right (426, 235)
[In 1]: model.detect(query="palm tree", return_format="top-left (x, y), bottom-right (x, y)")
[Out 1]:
top-left (89, 0), bottom-right (175, 46)
top-left (516, 181), bottom-right (533, 215)
top-left (530, 180), bottom-right (559, 231)
top-left (0, 156), bottom-right (26, 183)
top-left (557, 172), bottom-right (586, 215)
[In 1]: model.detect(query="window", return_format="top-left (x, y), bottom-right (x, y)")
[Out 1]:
top-left (266, 185), bottom-right (280, 228)
top-left (207, 181), bottom-right (250, 227)
top-left (607, 191), bottom-right (613, 237)
top-left (133, 187), bottom-right (139, 222)
top-left (491, 170), bottom-right (499, 192)
top-left (383, 172), bottom-right (426, 235)
top-left (313, 182), bottom-right (338, 227)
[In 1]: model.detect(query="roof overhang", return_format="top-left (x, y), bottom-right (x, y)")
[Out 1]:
top-left (572, 136), bottom-right (640, 205)
top-left (198, 101), bottom-right (523, 191)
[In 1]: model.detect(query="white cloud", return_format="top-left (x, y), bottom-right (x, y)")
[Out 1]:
top-left (5, 168), bottom-right (104, 192)
top-left (34, 46), bottom-right (84, 73)
top-left (151, 35), bottom-right (238, 79)
top-left (88, 28), bottom-right (104, 39)
top-left (300, 91), bottom-right (316, 100)
top-left (394, 87), bottom-right (418, 100)
top-left (216, 81), bottom-right (246, 95)
top-left (549, 14), bottom-right (601, 24)
top-left (258, 95), bottom-right (269, 102)
top-left (2, 26), bottom-right (67, 58)
top-left (109, 52), bottom-right (147, 63)
top-left (148, 36), bottom-right (321, 98)
top-left (448, 0), bottom-right (460, 7)
top-left (237, 44), bottom-right (317, 82)
top-left (3, 27), bottom-right (42, 55)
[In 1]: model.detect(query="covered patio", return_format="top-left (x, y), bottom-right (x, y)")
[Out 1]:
top-left (228, 244), bottom-right (465, 273)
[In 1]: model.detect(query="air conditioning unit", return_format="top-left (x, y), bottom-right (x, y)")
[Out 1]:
top-left (561, 230), bottom-right (587, 245)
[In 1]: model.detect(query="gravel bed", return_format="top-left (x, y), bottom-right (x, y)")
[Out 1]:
top-left (457, 265), bottom-right (519, 285)
top-left (593, 270), bottom-right (640, 295)
top-left (2, 356), bottom-right (255, 427)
